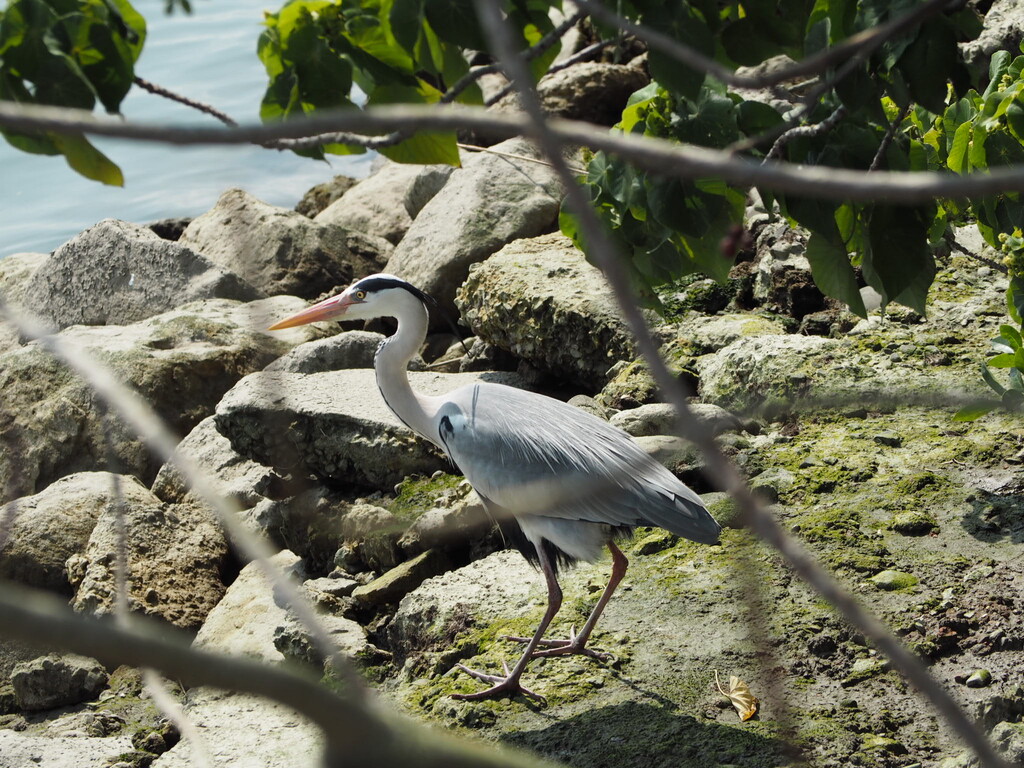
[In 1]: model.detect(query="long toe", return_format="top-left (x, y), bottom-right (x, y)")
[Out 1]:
top-left (450, 664), bottom-right (546, 704)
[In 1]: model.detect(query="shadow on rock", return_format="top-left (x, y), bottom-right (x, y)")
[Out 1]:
top-left (498, 700), bottom-right (789, 768)
top-left (961, 485), bottom-right (1024, 544)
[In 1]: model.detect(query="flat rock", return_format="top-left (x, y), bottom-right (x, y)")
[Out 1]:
top-left (386, 137), bottom-right (563, 317)
top-left (151, 415), bottom-right (279, 508)
top-left (11, 653), bottom-right (108, 711)
top-left (67, 488), bottom-right (228, 631)
top-left (0, 729), bottom-right (132, 768)
top-left (180, 188), bottom-right (381, 299)
top-left (0, 296), bottom-right (324, 503)
top-left (194, 550), bottom-right (305, 664)
top-left (610, 402), bottom-right (740, 437)
top-left (456, 233), bottom-right (635, 388)
top-left (314, 161), bottom-right (427, 245)
top-left (0, 472), bottom-right (150, 593)
top-left (386, 550), bottom-right (539, 660)
top-left (695, 333), bottom-right (988, 415)
top-left (151, 689), bottom-right (322, 768)
top-left (351, 548), bottom-right (454, 606)
top-left (214, 368), bottom-right (527, 491)
top-left (537, 61), bottom-right (649, 125)
top-left (674, 312), bottom-right (786, 356)
top-left (21, 219), bottom-right (261, 330)
top-left (264, 330), bottom-right (385, 373)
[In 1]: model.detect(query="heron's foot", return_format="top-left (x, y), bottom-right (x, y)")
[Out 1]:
top-left (504, 626), bottom-right (614, 661)
top-left (450, 662), bottom-right (546, 704)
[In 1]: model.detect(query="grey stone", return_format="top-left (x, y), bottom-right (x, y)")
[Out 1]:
top-left (610, 402), bottom-right (740, 438)
top-left (633, 435), bottom-right (700, 470)
top-left (273, 609), bottom-right (368, 665)
top-left (938, 722), bottom-right (1024, 768)
top-left (675, 312), bottom-right (786, 355)
top-left (264, 330), bottom-right (385, 373)
top-left (0, 252), bottom-right (48, 354)
top-left (21, 219), bottom-right (261, 330)
top-left (404, 164), bottom-right (456, 219)
top-left (11, 654), bottom-right (108, 711)
top-left (214, 368), bottom-right (527, 491)
top-left (457, 233), bottom-right (635, 388)
top-left (387, 550), bottom-right (539, 658)
top-left (961, 0), bottom-right (1024, 75)
top-left (537, 61), bottom-right (649, 125)
top-left (180, 188), bottom-right (380, 299)
top-left (568, 394), bottom-right (611, 421)
top-left (0, 472), bottom-right (147, 592)
top-left (67, 489), bottom-right (228, 631)
top-left (314, 161), bottom-right (425, 244)
top-left (351, 548), bottom-right (454, 606)
top-left (0, 296), bottom-right (324, 503)
top-left (386, 138), bottom-right (563, 317)
top-left (294, 174), bottom-right (357, 218)
top-left (398, 492), bottom-right (491, 555)
top-left (194, 550), bottom-right (305, 664)
top-left (0, 728), bottom-right (132, 767)
top-left (151, 415), bottom-right (278, 509)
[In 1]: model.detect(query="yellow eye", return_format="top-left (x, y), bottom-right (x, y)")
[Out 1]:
top-left (355, 290), bottom-right (366, 300)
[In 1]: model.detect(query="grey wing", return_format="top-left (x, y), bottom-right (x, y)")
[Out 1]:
top-left (436, 383), bottom-right (721, 545)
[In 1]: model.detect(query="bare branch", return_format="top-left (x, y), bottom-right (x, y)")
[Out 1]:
top-left (475, 2), bottom-right (1009, 766)
top-left (133, 76), bottom-right (239, 127)
top-left (871, 103), bottom-right (914, 171)
top-left (572, 0), bottom-right (949, 90)
top-left (764, 106), bottom-right (847, 162)
top-left (8, 101), bottom-right (1024, 203)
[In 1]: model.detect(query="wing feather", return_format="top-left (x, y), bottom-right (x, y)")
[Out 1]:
top-left (436, 383), bottom-right (721, 545)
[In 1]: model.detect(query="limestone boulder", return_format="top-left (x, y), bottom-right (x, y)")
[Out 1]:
top-left (609, 402), bottom-right (740, 437)
top-left (214, 368), bottom-right (527, 491)
top-left (20, 220), bottom-right (261, 330)
top-left (0, 251), bottom-right (48, 353)
top-left (151, 415), bottom-right (279, 509)
top-left (314, 161), bottom-right (426, 245)
top-left (264, 330), bottom-right (385, 373)
top-left (385, 138), bottom-right (563, 317)
top-left (294, 174), bottom-right (357, 218)
top-left (0, 472), bottom-right (143, 593)
top-left (0, 729), bottom-right (132, 768)
top-left (0, 296), bottom-right (325, 503)
top-left (456, 233), bottom-right (635, 389)
top-left (537, 61), bottom-right (649, 125)
top-left (180, 189), bottom-right (383, 299)
top-left (194, 550), bottom-right (305, 664)
top-left (11, 654), bottom-right (108, 711)
top-left (695, 331), bottom-right (988, 414)
top-left (66, 487), bottom-right (228, 630)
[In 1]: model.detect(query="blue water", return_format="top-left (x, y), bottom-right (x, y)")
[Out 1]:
top-left (0, 0), bottom-right (373, 258)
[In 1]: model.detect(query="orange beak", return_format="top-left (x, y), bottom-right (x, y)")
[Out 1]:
top-left (267, 293), bottom-right (353, 330)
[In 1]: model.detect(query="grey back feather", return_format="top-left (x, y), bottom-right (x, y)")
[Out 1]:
top-left (436, 383), bottom-right (721, 545)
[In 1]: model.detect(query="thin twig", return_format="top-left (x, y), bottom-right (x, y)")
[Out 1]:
top-left (764, 106), bottom-right (847, 162)
top-left (133, 76), bottom-right (238, 127)
top-left (475, 2), bottom-right (1009, 766)
top-left (870, 103), bottom-right (913, 172)
top-left (457, 142), bottom-right (587, 174)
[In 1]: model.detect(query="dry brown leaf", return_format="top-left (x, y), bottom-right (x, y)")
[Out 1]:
top-left (714, 670), bottom-right (759, 721)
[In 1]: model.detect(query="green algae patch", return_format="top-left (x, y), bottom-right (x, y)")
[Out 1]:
top-left (868, 570), bottom-right (919, 592)
top-left (388, 473), bottom-right (465, 518)
top-left (889, 509), bottom-right (938, 536)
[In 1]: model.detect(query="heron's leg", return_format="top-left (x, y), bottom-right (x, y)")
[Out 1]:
top-left (506, 540), bottom-right (628, 660)
top-left (451, 545), bottom-right (562, 704)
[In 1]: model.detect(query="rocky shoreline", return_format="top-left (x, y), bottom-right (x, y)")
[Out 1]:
top-left (2, 25), bottom-right (1024, 768)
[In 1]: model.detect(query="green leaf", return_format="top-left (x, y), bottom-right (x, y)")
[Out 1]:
top-left (424, 0), bottom-right (486, 50)
top-left (863, 204), bottom-right (935, 314)
top-left (981, 362), bottom-right (1007, 395)
top-left (897, 17), bottom-right (956, 114)
top-left (1008, 277), bottom-right (1024, 324)
top-left (806, 231), bottom-right (867, 316)
top-left (52, 133), bottom-right (123, 185)
top-left (953, 404), bottom-right (996, 421)
top-left (988, 353), bottom-right (1019, 368)
top-left (379, 131), bottom-right (459, 165)
top-left (946, 121), bottom-right (972, 174)
top-left (999, 324), bottom-right (1023, 350)
top-left (645, 4), bottom-right (711, 100)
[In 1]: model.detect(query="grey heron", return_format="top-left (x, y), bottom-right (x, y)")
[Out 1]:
top-left (270, 273), bottom-right (721, 702)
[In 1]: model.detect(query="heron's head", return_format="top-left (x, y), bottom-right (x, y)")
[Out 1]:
top-left (268, 274), bottom-right (431, 330)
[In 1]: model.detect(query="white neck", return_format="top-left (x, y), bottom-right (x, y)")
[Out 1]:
top-left (374, 293), bottom-right (441, 446)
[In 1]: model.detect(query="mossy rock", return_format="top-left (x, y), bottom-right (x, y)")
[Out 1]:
top-left (868, 570), bottom-right (919, 592)
top-left (703, 492), bottom-right (744, 530)
top-left (889, 509), bottom-right (937, 536)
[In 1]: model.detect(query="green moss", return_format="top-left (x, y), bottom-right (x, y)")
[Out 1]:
top-left (868, 570), bottom-right (919, 592)
top-left (388, 473), bottom-right (465, 518)
top-left (889, 509), bottom-right (937, 535)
